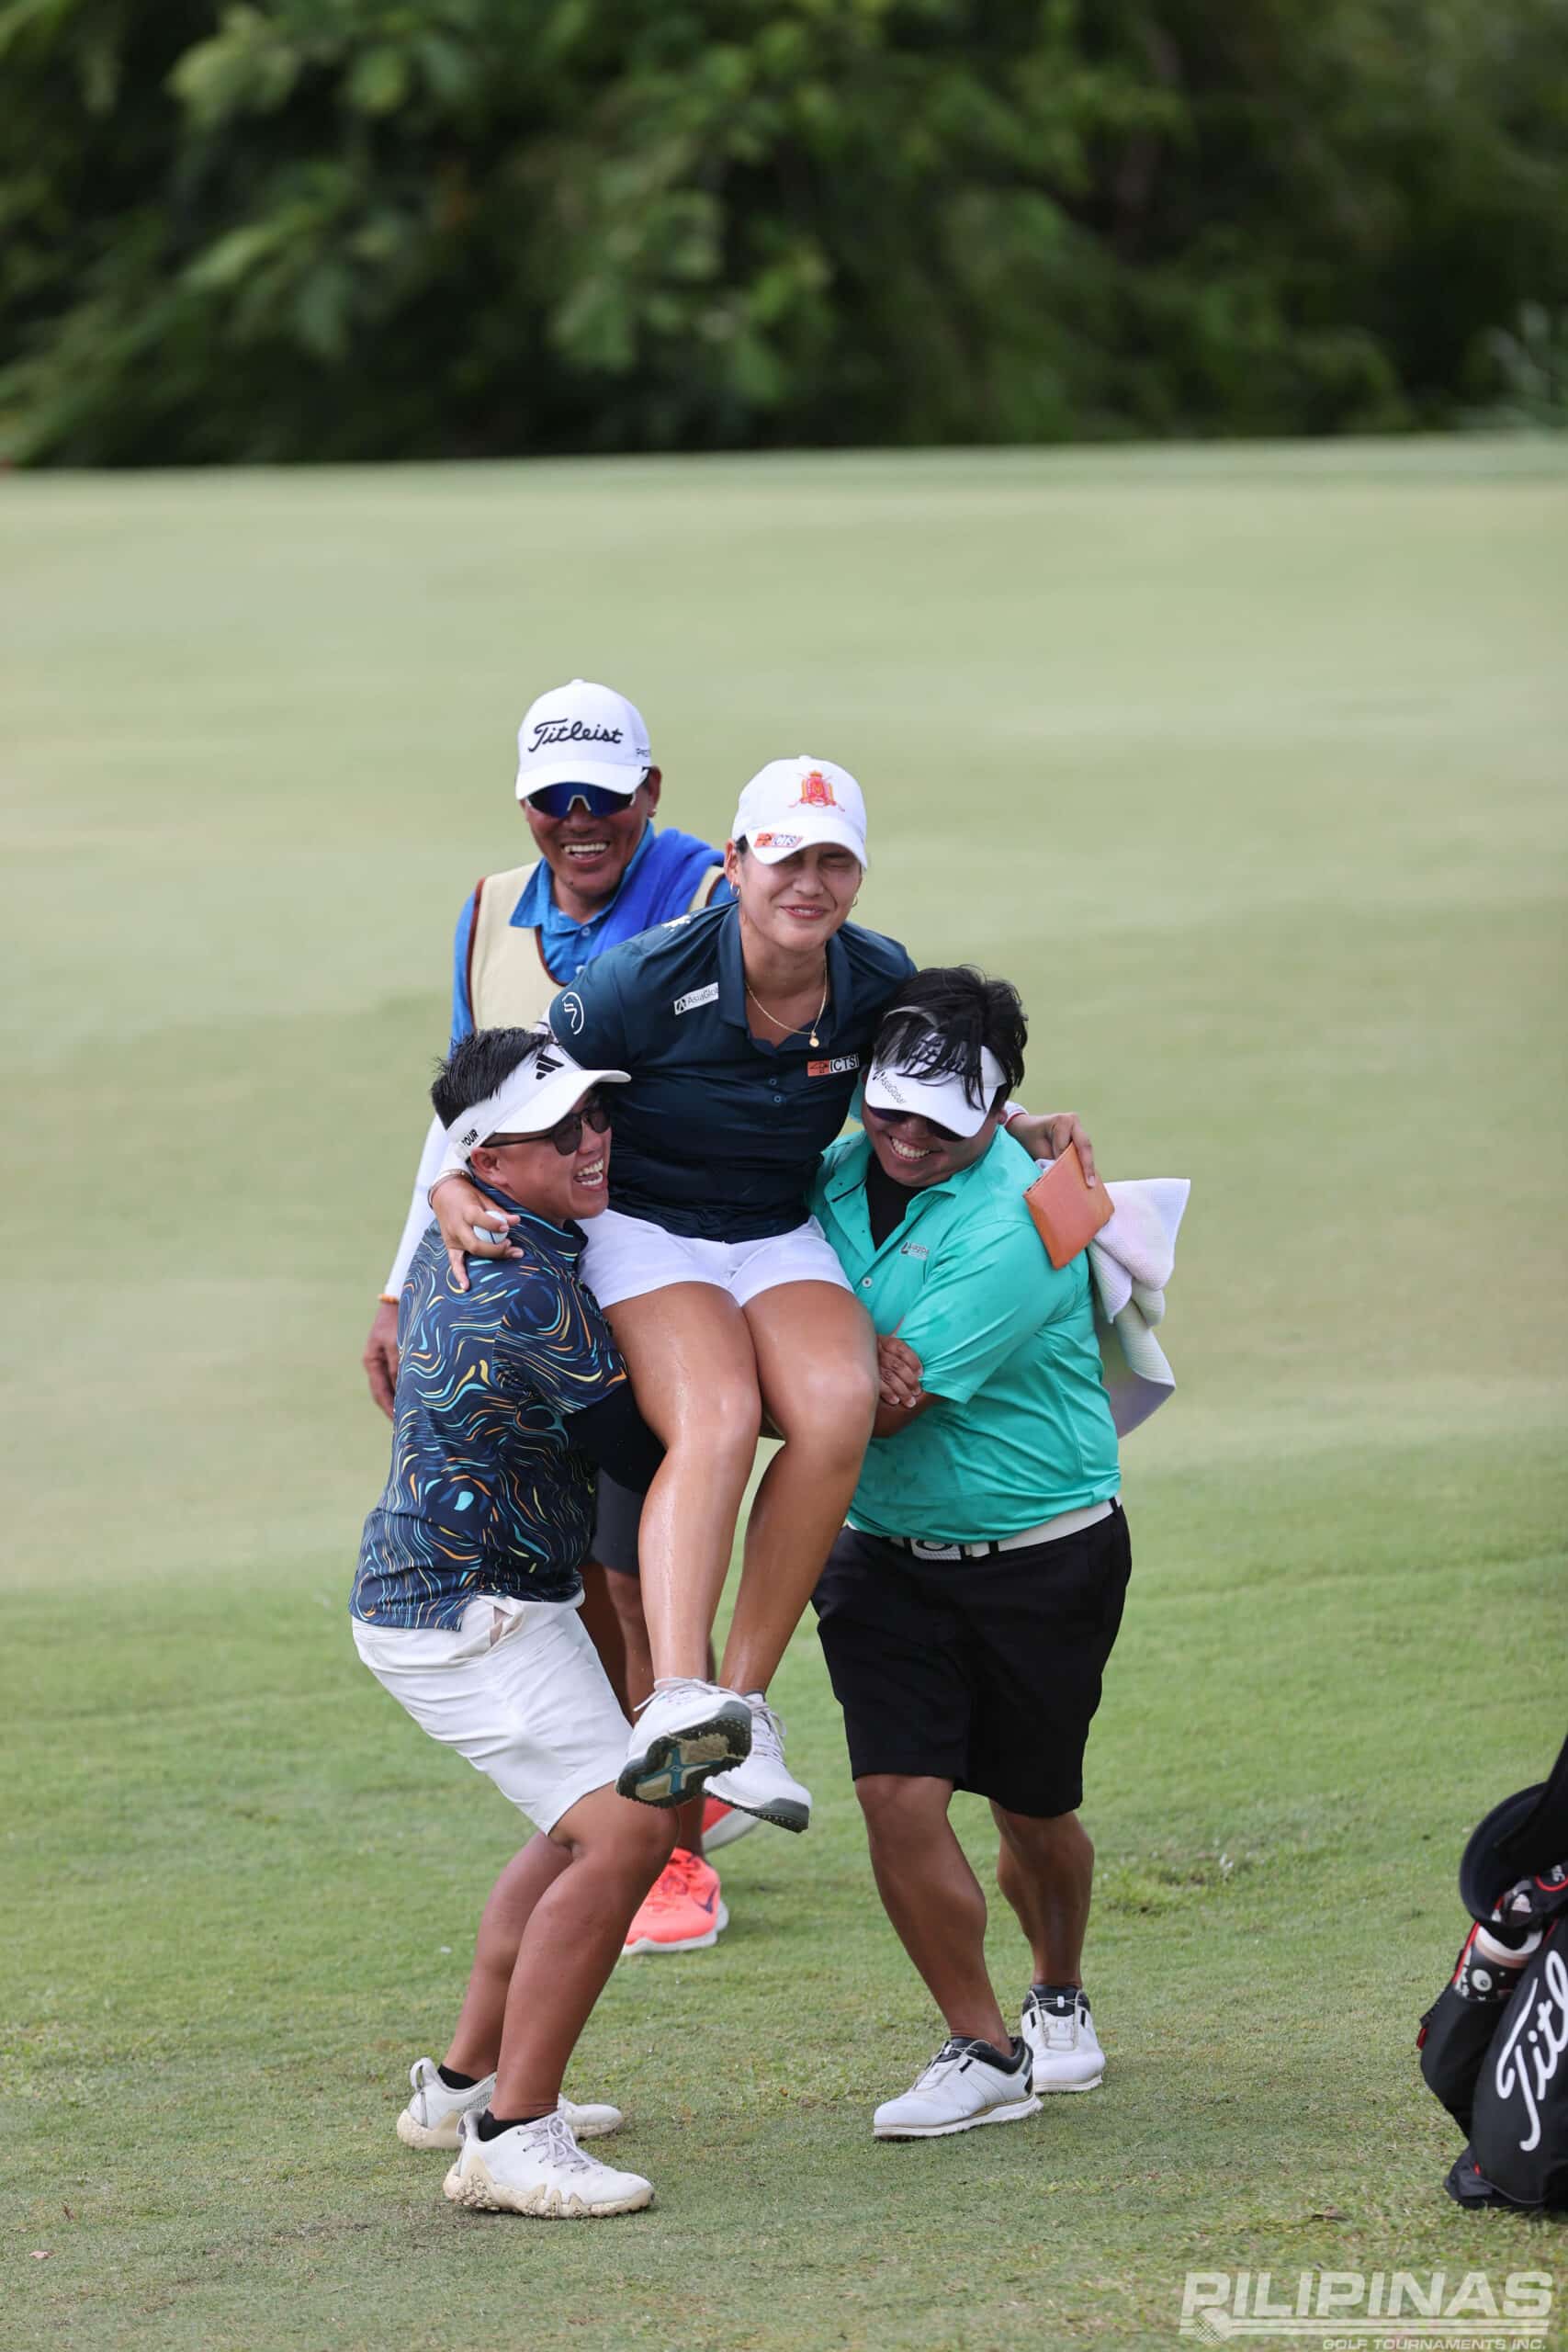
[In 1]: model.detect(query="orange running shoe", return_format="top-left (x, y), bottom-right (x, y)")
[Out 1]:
top-left (621, 1848), bottom-right (728, 1958)
top-left (702, 1795), bottom-right (761, 1853)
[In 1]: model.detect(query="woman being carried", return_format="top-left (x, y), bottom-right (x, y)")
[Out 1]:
top-left (431, 756), bottom-right (1088, 1832)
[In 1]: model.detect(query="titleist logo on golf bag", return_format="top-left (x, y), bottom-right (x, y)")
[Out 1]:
top-left (1494, 1944), bottom-right (1568, 2153)
top-left (526, 718), bottom-right (624, 752)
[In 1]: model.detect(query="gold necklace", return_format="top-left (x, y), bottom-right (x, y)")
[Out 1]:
top-left (745, 967), bottom-right (829, 1049)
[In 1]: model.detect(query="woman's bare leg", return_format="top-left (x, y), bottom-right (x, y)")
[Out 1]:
top-left (721, 1283), bottom-right (876, 1695)
top-left (605, 1285), bottom-right (761, 1683)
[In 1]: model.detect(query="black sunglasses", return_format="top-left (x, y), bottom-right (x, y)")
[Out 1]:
top-left (522, 781), bottom-right (642, 819)
top-left (486, 1095), bottom-right (613, 1159)
top-left (865, 1103), bottom-right (962, 1146)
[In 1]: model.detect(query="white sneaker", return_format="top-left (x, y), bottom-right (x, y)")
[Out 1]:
top-left (397, 2058), bottom-right (623, 2149)
top-left (1021, 1986), bottom-right (1105, 2093)
top-left (616, 1679), bottom-right (753, 1808)
top-left (704, 1692), bottom-right (811, 1833)
top-left (874, 2036), bottom-right (1041, 2140)
top-left (443, 2107), bottom-right (652, 2218)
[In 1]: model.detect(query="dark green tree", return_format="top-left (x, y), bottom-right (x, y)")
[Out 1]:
top-left (1, 0), bottom-right (1563, 462)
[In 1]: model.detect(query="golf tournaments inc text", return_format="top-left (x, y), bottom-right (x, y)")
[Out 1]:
top-left (1178, 2267), bottom-right (1554, 2345)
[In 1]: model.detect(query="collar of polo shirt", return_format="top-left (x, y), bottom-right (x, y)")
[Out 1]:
top-left (714, 899), bottom-right (857, 1035)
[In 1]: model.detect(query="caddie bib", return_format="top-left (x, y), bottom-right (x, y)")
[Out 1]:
top-left (467, 857), bottom-right (724, 1029)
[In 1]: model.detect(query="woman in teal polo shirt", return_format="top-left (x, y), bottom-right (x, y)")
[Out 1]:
top-left (809, 966), bottom-right (1128, 2143)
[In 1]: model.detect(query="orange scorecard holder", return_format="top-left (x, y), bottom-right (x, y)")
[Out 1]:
top-left (1022, 1142), bottom-right (1113, 1269)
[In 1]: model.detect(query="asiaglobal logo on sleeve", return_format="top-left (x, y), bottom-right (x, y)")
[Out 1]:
top-left (1178, 2267), bottom-right (1553, 2347)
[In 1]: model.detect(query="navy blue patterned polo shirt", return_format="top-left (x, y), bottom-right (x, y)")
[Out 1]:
top-left (352, 1182), bottom-right (628, 1628)
top-left (546, 900), bottom-right (916, 1240)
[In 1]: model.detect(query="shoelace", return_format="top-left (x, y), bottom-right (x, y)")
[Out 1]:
top-left (1029, 1994), bottom-right (1087, 2049)
top-left (746, 1695), bottom-right (786, 1758)
top-left (642, 1850), bottom-right (713, 1912)
top-left (634, 1676), bottom-right (721, 1718)
top-left (641, 1862), bottom-right (690, 1913)
top-left (911, 2039), bottom-right (976, 2086)
top-left (914, 2037), bottom-right (1022, 2088)
top-left (530, 2109), bottom-right (596, 2172)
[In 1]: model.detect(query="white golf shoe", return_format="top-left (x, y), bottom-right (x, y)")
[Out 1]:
top-left (874, 2035), bottom-right (1040, 2139)
top-left (704, 1692), bottom-right (811, 1833)
top-left (616, 1679), bottom-right (752, 1809)
top-left (443, 2107), bottom-right (653, 2218)
top-left (1021, 1986), bottom-right (1105, 2093)
top-left (701, 1795), bottom-right (761, 1853)
top-left (397, 2057), bottom-right (623, 2149)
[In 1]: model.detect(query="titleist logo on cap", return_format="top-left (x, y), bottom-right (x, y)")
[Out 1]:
top-left (527, 718), bottom-right (625, 752)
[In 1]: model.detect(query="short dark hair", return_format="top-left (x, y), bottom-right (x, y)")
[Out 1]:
top-left (873, 966), bottom-right (1028, 1111)
top-left (431, 1027), bottom-right (547, 1130)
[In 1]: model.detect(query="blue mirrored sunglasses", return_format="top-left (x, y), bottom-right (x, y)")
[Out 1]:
top-left (523, 780), bottom-right (641, 819)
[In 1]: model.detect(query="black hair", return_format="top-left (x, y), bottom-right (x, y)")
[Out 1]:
top-left (431, 1027), bottom-right (548, 1130)
top-left (872, 967), bottom-right (1028, 1113)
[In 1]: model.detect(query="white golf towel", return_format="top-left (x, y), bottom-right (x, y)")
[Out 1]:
top-left (1087, 1175), bottom-right (1190, 1435)
top-left (1029, 1165), bottom-right (1191, 1436)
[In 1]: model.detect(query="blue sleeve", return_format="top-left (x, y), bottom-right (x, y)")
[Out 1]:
top-left (547, 945), bottom-right (632, 1066)
top-left (449, 889), bottom-right (479, 1048)
top-left (493, 1267), bottom-right (629, 1415)
top-left (898, 1218), bottom-right (1074, 1405)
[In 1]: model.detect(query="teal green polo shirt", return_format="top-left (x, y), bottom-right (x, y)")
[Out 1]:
top-left (810, 1129), bottom-right (1120, 1546)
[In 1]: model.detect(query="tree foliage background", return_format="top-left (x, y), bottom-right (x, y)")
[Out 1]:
top-left (2, 0), bottom-right (1566, 464)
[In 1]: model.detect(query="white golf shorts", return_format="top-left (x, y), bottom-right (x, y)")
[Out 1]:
top-left (580, 1207), bottom-right (852, 1311)
top-left (352, 1592), bottom-right (628, 1836)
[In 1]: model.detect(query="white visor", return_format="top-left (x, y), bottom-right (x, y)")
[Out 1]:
top-left (863, 1039), bottom-right (1008, 1139)
top-left (436, 1042), bottom-right (628, 1181)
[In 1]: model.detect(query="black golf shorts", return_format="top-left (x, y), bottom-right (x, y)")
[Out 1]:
top-left (812, 1504), bottom-right (1131, 1819)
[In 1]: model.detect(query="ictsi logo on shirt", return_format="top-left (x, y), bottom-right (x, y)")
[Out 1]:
top-left (807, 1054), bottom-right (859, 1076)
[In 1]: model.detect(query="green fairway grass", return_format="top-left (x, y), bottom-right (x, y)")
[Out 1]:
top-left (4, 438), bottom-right (1566, 2351)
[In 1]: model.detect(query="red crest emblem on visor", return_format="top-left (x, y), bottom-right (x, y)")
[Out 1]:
top-left (798, 769), bottom-right (836, 808)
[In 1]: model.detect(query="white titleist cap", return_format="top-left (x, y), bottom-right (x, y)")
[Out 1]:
top-left (437, 1038), bottom-right (629, 1178)
top-left (733, 755), bottom-right (869, 869)
top-left (863, 1025), bottom-right (1007, 1139)
top-left (514, 678), bottom-right (652, 800)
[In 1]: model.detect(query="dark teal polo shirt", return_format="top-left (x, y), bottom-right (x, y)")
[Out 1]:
top-left (811, 1129), bottom-right (1121, 1544)
top-left (547, 901), bottom-right (916, 1240)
